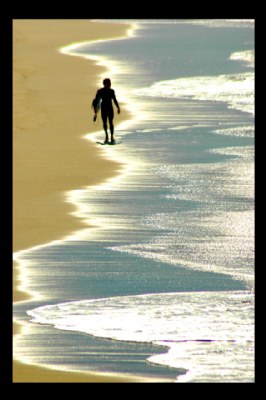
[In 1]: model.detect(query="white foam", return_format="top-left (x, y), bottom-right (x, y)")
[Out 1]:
top-left (135, 72), bottom-right (254, 115)
top-left (229, 50), bottom-right (255, 68)
top-left (213, 125), bottom-right (254, 138)
top-left (28, 291), bottom-right (254, 382)
top-left (95, 19), bottom-right (254, 29)
top-left (179, 19), bottom-right (254, 29)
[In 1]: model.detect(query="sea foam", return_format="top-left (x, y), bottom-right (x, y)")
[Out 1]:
top-left (135, 72), bottom-right (254, 116)
top-left (28, 291), bottom-right (254, 382)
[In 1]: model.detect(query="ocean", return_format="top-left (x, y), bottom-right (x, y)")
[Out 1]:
top-left (14, 19), bottom-right (254, 382)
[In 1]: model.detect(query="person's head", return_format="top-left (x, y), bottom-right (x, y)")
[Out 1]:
top-left (103, 78), bottom-right (111, 88)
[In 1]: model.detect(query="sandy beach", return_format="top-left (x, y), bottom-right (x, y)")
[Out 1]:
top-left (13, 19), bottom-right (139, 383)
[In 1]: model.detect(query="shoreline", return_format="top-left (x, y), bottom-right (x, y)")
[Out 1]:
top-left (13, 19), bottom-right (148, 383)
top-left (13, 19), bottom-right (133, 254)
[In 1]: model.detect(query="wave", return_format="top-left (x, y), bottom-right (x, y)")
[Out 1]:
top-left (28, 291), bottom-right (254, 382)
top-left (229, 50), bottom-right (255, 68)
top-left (213, 125), bottom-right (254, 138)
top-left (95, 19), bottom-right (254, 29)
top-left (135, 72), bottom-right (254, 116)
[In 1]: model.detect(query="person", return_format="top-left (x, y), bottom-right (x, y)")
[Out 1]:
top-left (93, 78), bottom-right (120, 144)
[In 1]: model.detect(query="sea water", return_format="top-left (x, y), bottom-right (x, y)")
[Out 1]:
top-left (14, 20), bottom-right (254, 382)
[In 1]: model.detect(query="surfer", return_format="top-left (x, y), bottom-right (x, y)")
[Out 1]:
top-left (93, 78), bottom-right (120, 144)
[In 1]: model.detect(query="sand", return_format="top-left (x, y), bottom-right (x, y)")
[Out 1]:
top-left (13, 19), bottom-right (142, 383)
top-left (13, 19), bottom-right (131, 253)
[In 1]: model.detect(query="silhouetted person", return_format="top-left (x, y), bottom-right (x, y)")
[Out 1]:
top-left (93, 78), bottom-right (120, 144)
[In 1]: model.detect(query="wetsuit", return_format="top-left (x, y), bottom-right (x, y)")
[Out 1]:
top-left (95, 87), bottom-right (120, 135)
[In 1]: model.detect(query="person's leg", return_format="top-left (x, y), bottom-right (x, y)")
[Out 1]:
top-left (108, 109), bottom-right (115, 142)
top-left (101, 110), bottom-right (108, 143)
top-left (110, 120), bottom-right (114, 142)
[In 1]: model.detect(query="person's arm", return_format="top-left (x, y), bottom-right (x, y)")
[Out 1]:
top-left (112, 90), bottom-right (120, 113)
top-left (95, 89), bottom-right (102, 103)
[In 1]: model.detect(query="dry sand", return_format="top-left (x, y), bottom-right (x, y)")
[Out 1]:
top-left (13, 19), bottom-right (142, 383)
